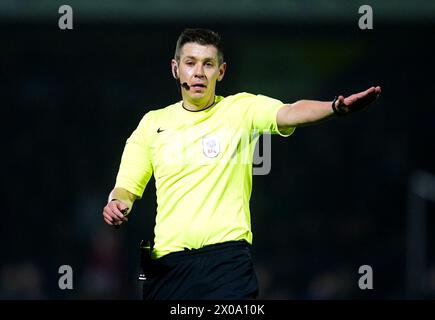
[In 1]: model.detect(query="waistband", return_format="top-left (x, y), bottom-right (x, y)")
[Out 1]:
top-left (154, 240), bottom-right (251, 263)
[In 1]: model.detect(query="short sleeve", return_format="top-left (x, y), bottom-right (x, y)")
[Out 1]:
top-left (114, 112), bottom-right (153, 198)
top-left (248, 94), bottom-right (295, 137)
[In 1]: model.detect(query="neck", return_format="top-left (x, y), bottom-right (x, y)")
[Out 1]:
top-left (182, 95), bottom-right (216, 112)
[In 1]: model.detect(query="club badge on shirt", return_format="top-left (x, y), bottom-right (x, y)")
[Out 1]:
top-left (202, 135), bottom-right (220, 158)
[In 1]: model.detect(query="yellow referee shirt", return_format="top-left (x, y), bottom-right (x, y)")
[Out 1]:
top-left (115, 92), bottom-right (295, 258)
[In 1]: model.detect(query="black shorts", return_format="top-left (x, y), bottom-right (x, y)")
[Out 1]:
top-left (142, 240), bottom-right (258, 300)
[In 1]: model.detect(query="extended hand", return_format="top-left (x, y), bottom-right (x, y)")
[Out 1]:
top-left (334, 86), bottom-right (381, 115)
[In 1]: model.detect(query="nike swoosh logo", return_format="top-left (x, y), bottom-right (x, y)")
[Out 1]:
top-left (157, 128), bottom-right (165, 133)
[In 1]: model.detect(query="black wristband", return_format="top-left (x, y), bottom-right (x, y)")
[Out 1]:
top-left (332, 96), bottom-right (347, 116)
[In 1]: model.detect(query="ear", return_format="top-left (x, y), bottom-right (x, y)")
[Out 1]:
top-left (171, 59), bottom-right (179, 80)
top-left (217, 62), bottom-right (227, 82)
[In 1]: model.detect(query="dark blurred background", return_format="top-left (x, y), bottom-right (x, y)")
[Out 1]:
top-left (1, 0), bottom-right (435, 299)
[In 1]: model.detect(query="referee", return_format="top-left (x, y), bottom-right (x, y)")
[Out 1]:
top-left (102, 28), bottom-right (381, 299)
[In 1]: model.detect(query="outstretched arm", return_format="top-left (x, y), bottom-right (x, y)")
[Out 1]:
top-left (277, 86), bottom-right (381, 130)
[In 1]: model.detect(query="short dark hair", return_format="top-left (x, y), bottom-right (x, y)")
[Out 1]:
top-left (174, 28), bottom-right (224, 65)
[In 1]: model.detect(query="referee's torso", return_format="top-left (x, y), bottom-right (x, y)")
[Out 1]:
top-left (115, 92), bottom-right (294, 258)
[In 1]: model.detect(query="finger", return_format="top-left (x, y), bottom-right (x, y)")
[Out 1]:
top-left (364, 87), bottom-right (382, 101)
top-left (336, 95), bottom-right (345, 106)
top-left (346, 90), bottom-right (367, 101)
top-left (355, 92), bottom-right (378, 108)
top-left (356, 89), bottom-right (377, 102)
top-left (104, 217), bottom-right (114, 226)
top-left (117, 202), bottom-right (129, 211)
top-left (116, 203), bottom-right (130, 221)
top-left (119, 209), bottom-right (129, 221)
top-left (357, 92), bottom-right (373, 103)
top-left (347, 90), bottom-right (368, 104)
top-left (363, 89), bottom-right (372, 96)
top-left (103, 210), bottom-right (117, 223)
top-left (365, 86), bottom-right (375, 94)
top-left (347, 87), bottom-right (375, 102)
top-left (353, 88), bottom-right (374, 102)
top-left (344, 94), bottom-right (357, 105)
top-left (118, 208), bottom-right (129, 221)
top-left (109, 202), bottom-right (128, 220)
top-left (358, 88), bottom-right (373, 99)
top-left (108, 213), bottom-right (128, 223)
top-left (104, 208), bottom-right (123, 223)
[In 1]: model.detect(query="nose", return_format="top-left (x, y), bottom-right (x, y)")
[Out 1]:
top-left (193, 63), bottom-right (205, 78)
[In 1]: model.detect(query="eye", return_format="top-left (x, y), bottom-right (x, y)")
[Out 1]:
top-left (205, 62), bottom-right (214, 67)
top-left (185, 61), bottom-right (194, 66)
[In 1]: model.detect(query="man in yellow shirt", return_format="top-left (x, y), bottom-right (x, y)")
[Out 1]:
top-left (102, 28), bottom-right (381, 299)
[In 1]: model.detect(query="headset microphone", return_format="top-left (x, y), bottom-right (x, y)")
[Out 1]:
top-left (181, 82), bottom-right (190, 90)
top-left (173, 65), bottom-right (190, 91)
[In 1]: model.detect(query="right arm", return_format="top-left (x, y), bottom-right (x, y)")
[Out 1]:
top-left (103, 187), bottom-right (138, 226)
top-left (103, 112), bottom-right (153, 227)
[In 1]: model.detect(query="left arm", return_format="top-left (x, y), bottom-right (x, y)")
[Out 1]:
top-left (277, 86), bottom-right (381, 130)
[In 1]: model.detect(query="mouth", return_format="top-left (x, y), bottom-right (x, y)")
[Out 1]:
top-left (191, 84), bottom-right (207, 89)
